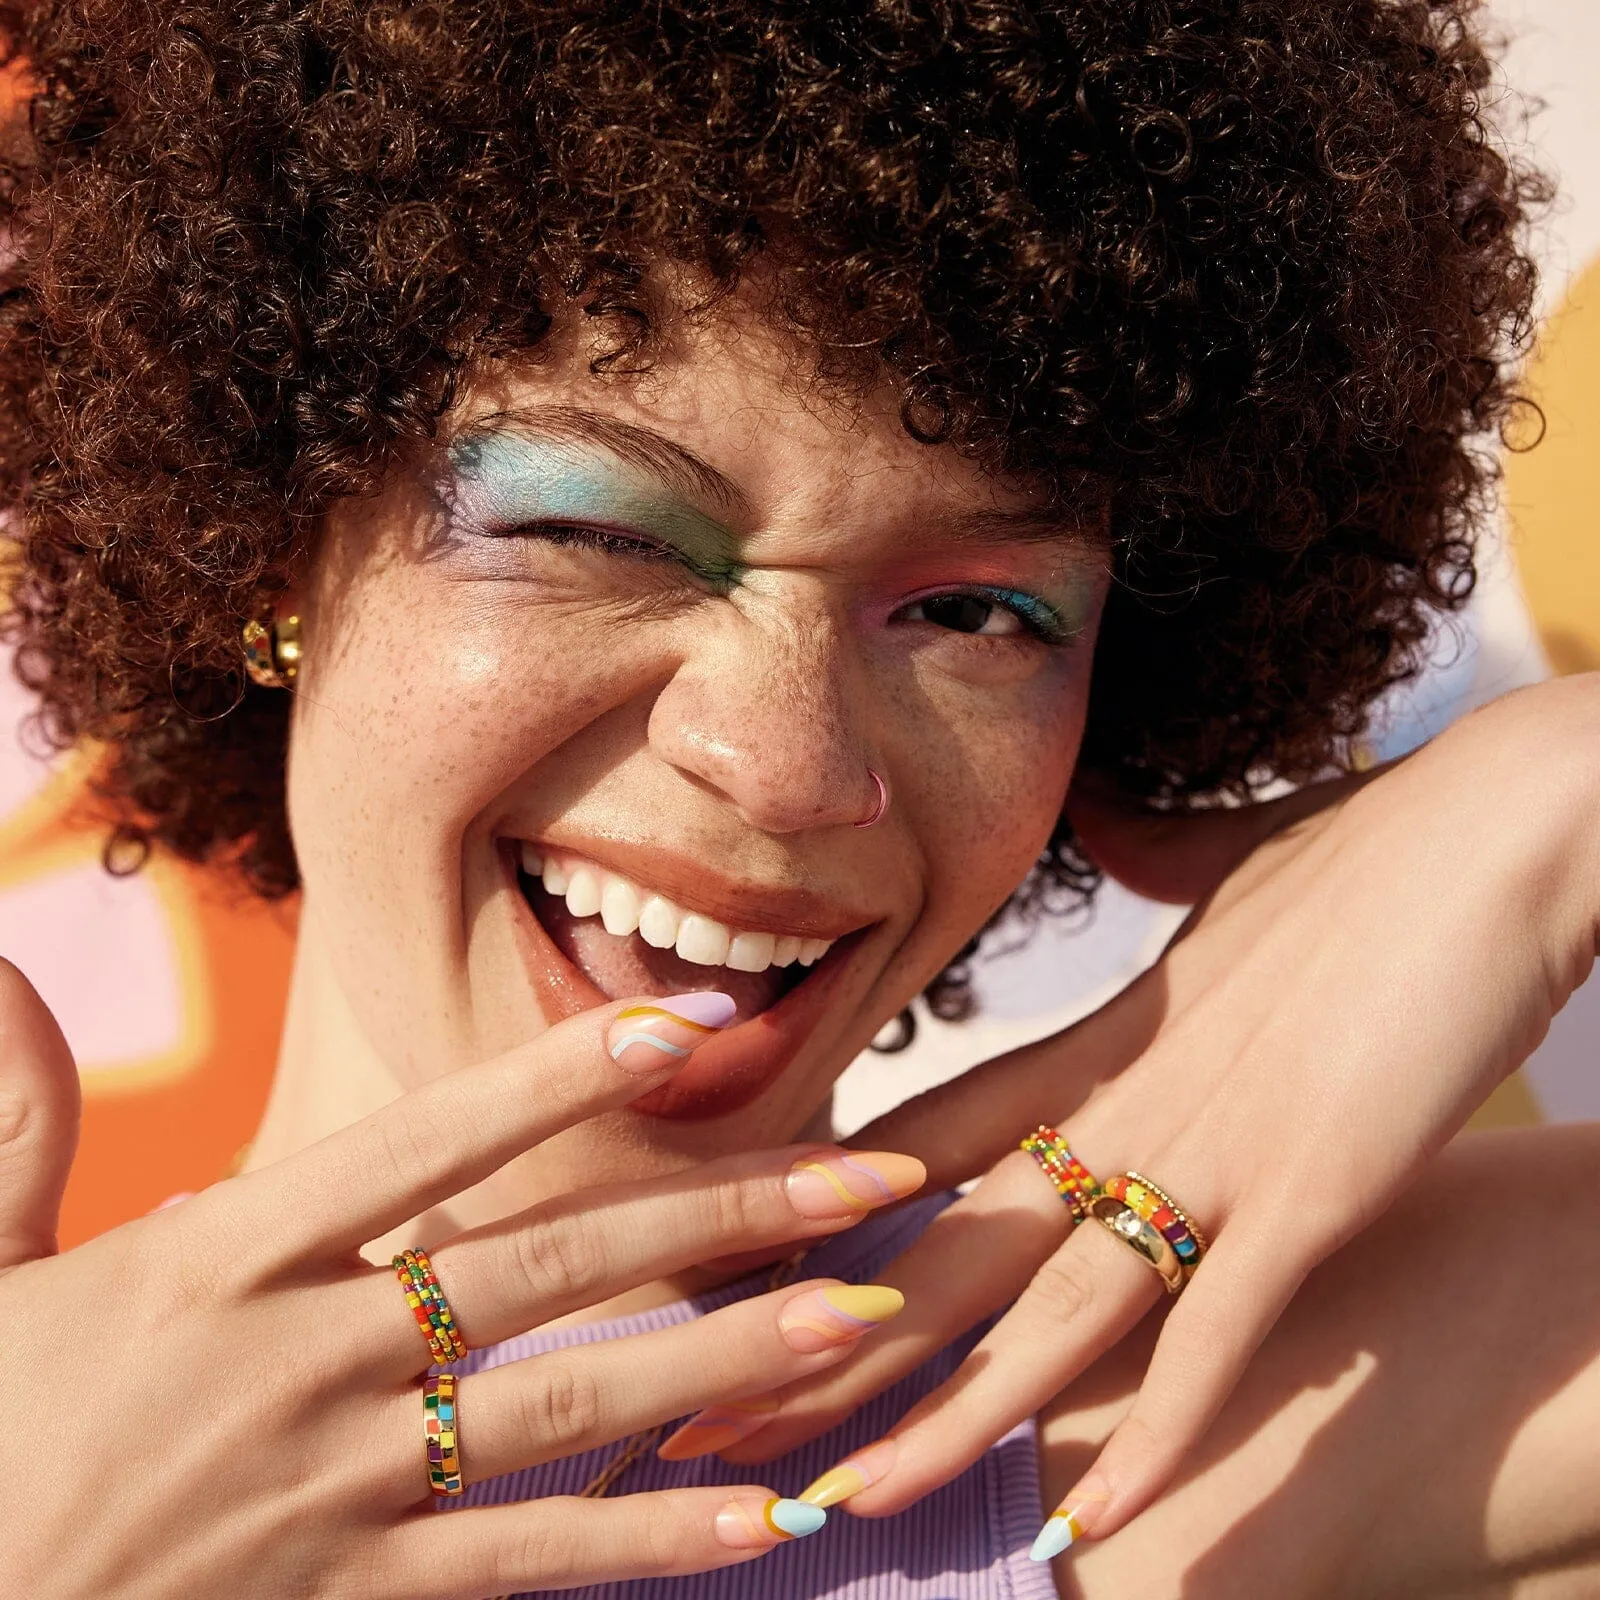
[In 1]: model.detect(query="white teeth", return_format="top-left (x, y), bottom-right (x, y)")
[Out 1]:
top-left (638, 894), bottom-right (682, 950)
top-left (565, 865), bottom-right (602, 919)
top-left (523, 848), bottom-right (838, 973)
top-left (727, 930), bottom-right (777, 972)
top-left (600, 876), bottom-right (642, 937)
top-left (676, 913), bottom-right (731, 967)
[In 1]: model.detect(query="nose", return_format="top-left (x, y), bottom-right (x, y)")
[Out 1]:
top-left (647, 614), bottom-right (879, 834)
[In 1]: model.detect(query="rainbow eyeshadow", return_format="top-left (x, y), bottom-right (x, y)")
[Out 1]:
top-left (445, 427), bottom-right (746, 590)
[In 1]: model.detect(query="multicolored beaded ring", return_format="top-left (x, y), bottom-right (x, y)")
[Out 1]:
top-left (424, 1373), bottom-right (464, 1496)
top-left (394, 1246), bottom-right (469, 1364)
top-left (1020, 1125), bottom-right (1102, 1223)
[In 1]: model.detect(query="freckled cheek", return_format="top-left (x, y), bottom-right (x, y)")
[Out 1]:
top-left (915, 672), bottom-right (1091, 927)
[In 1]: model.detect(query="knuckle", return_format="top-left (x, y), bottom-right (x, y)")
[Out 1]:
top-left (638, 1496), bottom-right (689, 1575)
top-left (702, 1175), bottom-right (760, 1242)
top-left (512, 1212), bottom-right (602, 1304)
top-left (366, 1106), bottom-right (443, 1194)
top-left (517, 1358), bottom-right (606, 1452)
top-left (1027, 1249), bottom-right (1097, 1322)
top-left (502, 1519), bottom-right (577, 1591)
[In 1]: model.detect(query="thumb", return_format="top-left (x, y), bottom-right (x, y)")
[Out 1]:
top-left (0, 958), bottom-right (81, 1268)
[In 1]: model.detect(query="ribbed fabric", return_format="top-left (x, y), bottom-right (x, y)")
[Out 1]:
top-left (444, 1194), bottom-right (1058, 1599)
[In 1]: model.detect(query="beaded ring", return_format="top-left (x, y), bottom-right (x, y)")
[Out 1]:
top-left (424, 1373), bottom-right (464, 1496)
top-left (1104, 1172), bottom-right (1207, 1277)
top-left (394, 1247), bottom-right (469, 1364)
top-left (1020, 1125), bottom-right (1102, 1223)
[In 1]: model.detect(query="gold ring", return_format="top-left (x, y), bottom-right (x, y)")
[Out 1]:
top-left (1089, 1193), bottom-right (1184, 1294)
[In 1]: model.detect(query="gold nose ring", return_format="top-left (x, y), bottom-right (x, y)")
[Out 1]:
top-left (855, 768), bottom-right (889, 828)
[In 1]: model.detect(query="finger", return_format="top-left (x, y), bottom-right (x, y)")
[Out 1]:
top-left (378, 1484), bottom-right (826, 1598)
top-left (1066, 765), bottom-right (1386, 906)
top-left (365, 1145), bottom-right (924, 1363)
top-left (1031, 1230), bottom-right (1304, 1551)
top-left (238, 991), bottom-right (738, 1264)
top-left (715, 1151), bottom-right (1074, 1466)
top-left (0, 958), bottom-right (81, 1269)
top-left (423, 1278), bottom-right (904, 1489)
top-left (798, 1209), bottom-right (1160, 1517)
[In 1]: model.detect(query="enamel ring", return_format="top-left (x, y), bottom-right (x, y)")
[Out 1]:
top-left (1089, 1193), bottom-right (1185, 1294)
top-left (424, 1372), bottom-right (464, 1496)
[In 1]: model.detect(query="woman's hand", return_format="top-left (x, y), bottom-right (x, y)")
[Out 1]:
top-left (4, 967), bottom-right (922, 1598)
top-left (705, 674), bottom-right (1600, 1548)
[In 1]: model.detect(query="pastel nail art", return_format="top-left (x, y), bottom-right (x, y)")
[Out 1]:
top-left (1028, 1491), bottom-right (1111, 1561)
top-left (658, 1397), bottom-right (782, 1461)
top-left (778, 1284), bottom-right (905, 1353)
top-left (786, 1151), bottom-right (926, 1219)
top-left (714, 1494), bottom-right (827, 1549)
top-left (798, 1438), bottom-right (897, 1507)
top-left (605, 992), bottom-right (737, 1075)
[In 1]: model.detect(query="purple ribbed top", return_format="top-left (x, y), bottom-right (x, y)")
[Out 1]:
top-left (445, 1193), bottom-right (1057, 1599)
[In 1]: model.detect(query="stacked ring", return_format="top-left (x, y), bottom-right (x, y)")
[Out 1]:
top-left (1088, 1193), bottom-right (1185, 1293)
top-left (394, 1247), bottom-right (468, 1364)
top-left (424, 1373), bottom-right (464, 1496)
top-left (1020, 1126), bottom-right (1101, 1223)
top-left (1103, 1172), bottom-right (1208, 1277)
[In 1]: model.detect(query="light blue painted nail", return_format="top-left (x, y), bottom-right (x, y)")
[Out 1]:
top-left (770, 1498), bottom-right (828, 1539)
top-left (1028, 1513), bottom-right (1077, 1562)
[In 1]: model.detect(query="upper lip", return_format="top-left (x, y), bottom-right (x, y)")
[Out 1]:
top-left (503, 833), bottom-right (880, 941)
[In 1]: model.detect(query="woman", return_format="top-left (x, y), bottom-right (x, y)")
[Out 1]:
top-left (4, 1), bottom-right (1599, 1595)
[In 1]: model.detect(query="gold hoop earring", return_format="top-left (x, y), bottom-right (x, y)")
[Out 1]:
top-left (242, 612), bottom-right (302, 689)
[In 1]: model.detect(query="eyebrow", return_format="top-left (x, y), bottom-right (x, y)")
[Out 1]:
top-left (464, 403), bottom-right (1106, 548)
top-left (464, 405), bottom-right (755, 521)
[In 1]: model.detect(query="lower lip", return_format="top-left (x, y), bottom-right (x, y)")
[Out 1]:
top-left (501, 844), bottom-right (865, 1119)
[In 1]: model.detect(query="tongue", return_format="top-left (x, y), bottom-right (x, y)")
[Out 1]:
top-left (534, 886), bottom-right (791, 1024)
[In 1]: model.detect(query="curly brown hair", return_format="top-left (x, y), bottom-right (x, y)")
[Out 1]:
top-left (0, 0), bottom-right (1546, 1010)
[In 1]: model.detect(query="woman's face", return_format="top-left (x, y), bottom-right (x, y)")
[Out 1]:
top-left (288, 304), bottom-right (1109, 1188)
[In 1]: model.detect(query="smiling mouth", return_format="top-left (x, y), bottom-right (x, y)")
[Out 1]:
top-left (503, 839), bottom-right (871, 1117)
top-left (521, 844), bottom-right (831, 1026)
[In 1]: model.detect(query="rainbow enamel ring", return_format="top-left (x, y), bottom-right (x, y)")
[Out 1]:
top-left (1103, 1171), bottom-right (1208, 1280)
top-left (394, 1246), bottom-right (468, 1364)
top-left (1020, 1125), bottom-right (1102, 1223)
top-left (424, 1373), bottom-right (464, 1496)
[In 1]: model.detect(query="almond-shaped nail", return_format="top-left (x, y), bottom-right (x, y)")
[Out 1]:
top-left (1029, 1488), bottom-right (1112, 1561)
top-left (715, 1493), bottom-right (827, 1550)
top-left (778, 1283), bottom-right (904, 1353)
top-left (606, 992), bottom-right (737, 1075)
top-left (786, 1151), bottom-right (926, 1219)
top-left (798, 1438), bottom-right (898, 1507)
top-left (658, 1397), bottom-right (782, 1461)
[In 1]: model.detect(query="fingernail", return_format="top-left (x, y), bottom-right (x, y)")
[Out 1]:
top-left (1029, 1487), bottom-right (1112, 1561)
top-left (798, 1438), bottom-right (898, 1507)
top-left (606, 992), bottom-right (737, 1075)
top-left (778, 1283), bottom-right (905, 1353)
top-left (786, 1151), bottom-right (927, 1219)
top-left (658, 1397), bottom-right (782, 1461)
top-left (714, 1493), bottom-right (827, 1549)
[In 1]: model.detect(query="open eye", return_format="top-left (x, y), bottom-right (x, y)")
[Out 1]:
top-left (903, 592), bottom-right (1032, 637)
